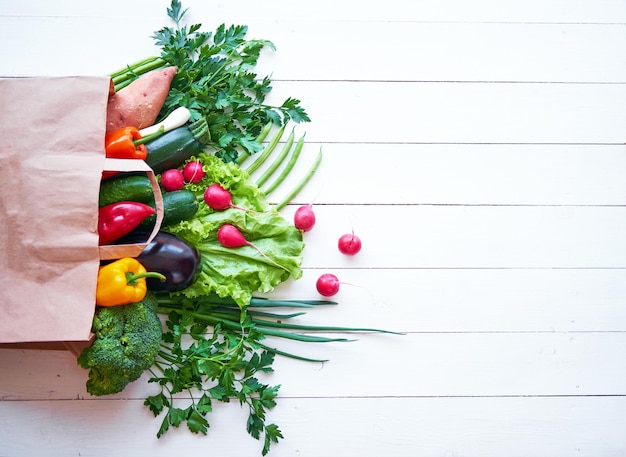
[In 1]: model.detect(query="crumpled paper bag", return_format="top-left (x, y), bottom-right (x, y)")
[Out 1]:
top-left (0, 76), bottom-right (111, 345)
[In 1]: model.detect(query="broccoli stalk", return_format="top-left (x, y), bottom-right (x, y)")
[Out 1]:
top-left (77, 292), bottom-right (163, 396)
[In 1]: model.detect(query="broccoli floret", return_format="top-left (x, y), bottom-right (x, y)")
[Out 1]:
top-left (77, 292), bottom-right (162, 396)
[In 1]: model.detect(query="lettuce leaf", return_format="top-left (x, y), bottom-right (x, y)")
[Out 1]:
top-left (167, 154), bottom-right (304, 307)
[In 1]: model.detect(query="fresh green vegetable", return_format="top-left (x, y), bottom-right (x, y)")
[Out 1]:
top-left (111, 56), bottom-right (169, 91)
top-left (142, 189), bottom-right (199, 228)
top-left (244, 124), bottom-right (286, 175)
top-left (261, 133), bottom-right (307, 197)
top-left (147, 294), bottom-right (401, 455)
top-left (255, 129), bottom-right (295, 188)
top-left (160, 189), bottom-right (199, 227)
top-left (99, 174), bottom-right (154, 207)
top-left (139, 106), bottom-right (191, 137)
top-left (77, 293), bottom-right (163, 396)
top-left (114, 0), bottom-right (309, 163)
top-left (144, 118), bottom-right (210, 174)
top-left (236, 121), bottom-right (273, 165)
top-left (274, 148), bottom-right (322, 211)
top-left (88, 4), bottom-right (399, 456)
top-left (167, 154), bottom-right (303, 307)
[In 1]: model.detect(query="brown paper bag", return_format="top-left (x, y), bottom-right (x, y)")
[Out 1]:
top-left (0, 76), bottom-right (163, 354)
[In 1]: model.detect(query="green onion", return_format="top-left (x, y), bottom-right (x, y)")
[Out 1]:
top-left (109, 56), bottom-right (168, 91)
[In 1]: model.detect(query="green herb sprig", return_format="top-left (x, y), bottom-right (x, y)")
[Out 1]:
top-left (151, 0), bottom-right (310, 162)
top-left (145, 294), bottom-right (401, 455)
top-left (146, 309), bottom-right (282, 456)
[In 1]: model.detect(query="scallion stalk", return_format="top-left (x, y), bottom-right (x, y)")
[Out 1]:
top-left (109, 56), bottom-right (168, 91)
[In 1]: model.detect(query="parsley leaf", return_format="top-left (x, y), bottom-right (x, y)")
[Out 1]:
top-left (148, 304), bottom-right (284, 454)
top-left (152, 0), bottom-right (310, 162)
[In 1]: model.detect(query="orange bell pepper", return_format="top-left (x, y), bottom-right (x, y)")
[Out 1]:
top-left (104, 125), bottom-right (164, 160)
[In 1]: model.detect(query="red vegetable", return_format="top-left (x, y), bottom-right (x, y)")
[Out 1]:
top-left (338, 231), bottom-right (362, 256)
top-left (98, 201), bottom-right (155, 245)
top-left (161, 168), bottom-right (185, 192)
top-left (217, 224), bottom-right (288, 271)
top-left (316, 273), bottom-right (340, 297)
top-left (204, 183), bottom-right (258, 213)
top-left (294, 204), bottom-right (316, 232)
top-left (183, 160), bottom-right (205, 183)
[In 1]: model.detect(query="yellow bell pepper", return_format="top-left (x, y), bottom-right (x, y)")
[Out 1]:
top-left (95, 257), bottom-right (165, 307)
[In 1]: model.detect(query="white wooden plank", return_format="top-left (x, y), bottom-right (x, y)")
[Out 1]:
top-left (0, 17), bottom-right (159, 78)
top-left (0, 2), bottom-right (624, 457)
top-left (265, 268), bottom-right (626, 332)
top-left (265, 82), bottom-right (626, 144)
top-left (262, 332), bottom-right (626, 397)
top-left (2, 331), bottom-right (626, 399)
top-left (280, 205), bottom-right (626, 268)
top-left (1, 396), bottom-right (625, 457)
top-left (1, 0), bottom-right (625, 23)
top-left (1, 18), bottom-right (624, 83)
top-left (251, 144), bottom-right (626, 206)
top-left (253, 22), bottom-right (626, 84)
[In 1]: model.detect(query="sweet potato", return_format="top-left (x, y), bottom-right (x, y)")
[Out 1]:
top-left (106, 66), bottom-right (178, 133)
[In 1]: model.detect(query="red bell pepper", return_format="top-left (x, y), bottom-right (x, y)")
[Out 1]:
top-left (98, 201), bottom-right (155, 245)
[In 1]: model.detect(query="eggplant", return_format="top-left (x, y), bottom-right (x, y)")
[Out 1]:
top-left (129, 231), bottom-right (201, 292)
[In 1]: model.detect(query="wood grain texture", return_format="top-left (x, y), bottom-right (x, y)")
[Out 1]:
top-left (1, 397), bottom-right (626, 457)
top-left (1, 0), bottom-right (625, 456)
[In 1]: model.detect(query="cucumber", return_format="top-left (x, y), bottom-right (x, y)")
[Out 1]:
top-left (99, 174), bottom-right (153, 207)
top-left (143, 189), bottom-right (199, 228)
top-left (145, 118), bottom-right (210, 174)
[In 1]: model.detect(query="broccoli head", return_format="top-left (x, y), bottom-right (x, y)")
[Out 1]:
top-left (77, 292), bottom-right (162, 396)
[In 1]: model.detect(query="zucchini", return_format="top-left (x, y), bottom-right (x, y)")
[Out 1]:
top-left (145, 118), bottom-right (210, 173)
top-left (143, 189), bottom-right (199, 228)
top-left (99, 174), bottom-right (153, 207)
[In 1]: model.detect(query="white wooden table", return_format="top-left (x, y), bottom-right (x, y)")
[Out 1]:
top-left (1, 1), bottom-right (626, 455)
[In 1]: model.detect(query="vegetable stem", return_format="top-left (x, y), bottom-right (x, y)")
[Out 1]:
top-left (110, 56), bottom-right (169, 91)
top-left (133, 126), bottom-right (165, 146)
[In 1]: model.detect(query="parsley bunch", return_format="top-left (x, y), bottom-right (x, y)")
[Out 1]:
top-left (146, 294), bottom-right (400, 455)
top-left (152, 0), bottom-right (310, 162)
top-left (146, 308), bottom-right (282, 456)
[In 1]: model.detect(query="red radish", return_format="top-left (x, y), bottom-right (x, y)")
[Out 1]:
top-left (338, 230), bottom-right (362, 256)
top-left (161, 168), bottom-right (185, 192)
top-left (183, 160), bottom-right (205, 183)
top-left (204, 183), bottom-right (260, 213)
top-left (217, 224), bottom-right (288, 272)
top-left (316, 273), bottom-right (341, 297)
top-left (294, 204), bottom-right (316, 232)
